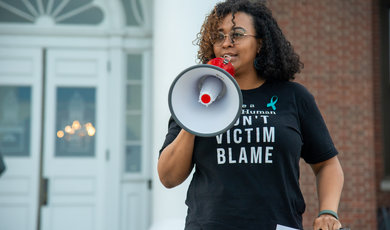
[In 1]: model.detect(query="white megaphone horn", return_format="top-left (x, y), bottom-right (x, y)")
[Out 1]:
top-left (168, 56), bottom-right (243, 137)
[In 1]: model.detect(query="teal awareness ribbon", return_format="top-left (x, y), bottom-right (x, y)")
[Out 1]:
top-left (267, 96), bottom-right (278, 110)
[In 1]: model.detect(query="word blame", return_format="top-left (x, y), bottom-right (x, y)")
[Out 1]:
top-left (217, 146), bottom-right (274, 164)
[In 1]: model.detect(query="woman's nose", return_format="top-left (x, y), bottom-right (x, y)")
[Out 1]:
top-left (221, 34), bottom-right (234, 47)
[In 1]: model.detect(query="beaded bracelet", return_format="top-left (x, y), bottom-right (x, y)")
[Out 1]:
top-left (318, 209), bottom-right (339, 220)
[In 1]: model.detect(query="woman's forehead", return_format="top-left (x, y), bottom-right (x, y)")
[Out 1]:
top-left (217, 12), bottom-right (255, 31)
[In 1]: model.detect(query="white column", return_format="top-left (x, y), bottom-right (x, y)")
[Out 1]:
top-left (151, 0), bottom-right (219, 229)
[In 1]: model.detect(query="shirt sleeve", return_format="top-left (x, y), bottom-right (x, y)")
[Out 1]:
top-left (295, 84), bottom-right (338, 164)
top-left (159, 116), bottom-right (182, 156)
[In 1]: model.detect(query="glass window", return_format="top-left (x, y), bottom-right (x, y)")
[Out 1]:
top-left (121, 0), bottom-right (144, 26)
top-left (0, 0), bottom-right (104, 25)
top-left (55, 87), bottom-right (96, 157)
top-left (125, 145), bottom-right (141, 172)
top-left (0, 0), bottom-right (33, 23)
top-left (125, 53), bottom-right (143, 173)
top-left (126, 114), bottom-right (142, 141)
top-left (56, 6), bottom-right (104, 25)
top-left (126, 85), bottom-right (142, 110)
top-left (0, 86), bottom-right (31, 157)
top-left (127, 54), bottom-right (142, 80)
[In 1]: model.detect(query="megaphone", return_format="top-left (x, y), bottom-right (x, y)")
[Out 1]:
top-left (168, 56), bottom-right (243, 137)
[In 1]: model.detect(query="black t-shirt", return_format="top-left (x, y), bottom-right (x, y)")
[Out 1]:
top-left (160, 80), bottom-right (338, 230)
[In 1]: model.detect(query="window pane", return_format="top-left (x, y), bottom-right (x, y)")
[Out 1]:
top-left (126, 115), bottom-right (141, 141)
top-left (125, 145), bottom-right (141, 173)
top-left (0, 7), bottom-right (32, 23)
top-left (126, 85), bottom-right (142, 110)
top-left (0, 0), bottom-right (33, 23)
top-left (0, 86), bottom-right (31, 156)
top-left (127, 54), bottom-right (142, 80)
top-left (134, 0), bottom-right (144, 21)
top-left (55, 87), bottom-right (96, 157)
top-left (57, 7), bottom-right (104, 25)
top-left (121, 0), bottom-right (144, 26)
top-left (57, 0), bottom-right (92, 15)
top-left (0, 0), bottom-right (104, 25)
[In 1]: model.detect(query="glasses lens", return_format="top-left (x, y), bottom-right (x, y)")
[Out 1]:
top-left (230, 30), bottom-right (245, 43)
top-left (214, 32), bottom-right (226, 45)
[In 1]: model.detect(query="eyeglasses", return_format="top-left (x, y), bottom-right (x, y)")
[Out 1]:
top-left (213, 29), bottom-right (257, 46)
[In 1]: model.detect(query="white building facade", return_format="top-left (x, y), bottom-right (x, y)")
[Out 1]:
top-left (0, 0), bottom-right (218, 229)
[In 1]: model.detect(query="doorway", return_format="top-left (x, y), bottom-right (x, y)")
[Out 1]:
top-left (0, 47), bottom-right (108, 230)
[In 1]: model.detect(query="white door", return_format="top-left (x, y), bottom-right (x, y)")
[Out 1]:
top-left (0, 47), bottom-right (43, 230)
top-left (41, 49), bottom-right (107, 230)
top-left (0, 47), bottom-right (108, 230)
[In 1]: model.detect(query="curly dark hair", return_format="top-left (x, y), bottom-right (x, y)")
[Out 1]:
top-left (195, 0), bottom-right (303, 81)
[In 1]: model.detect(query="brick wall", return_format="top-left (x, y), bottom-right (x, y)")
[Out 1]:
top-left (268, 0), bottom-right (379, 229)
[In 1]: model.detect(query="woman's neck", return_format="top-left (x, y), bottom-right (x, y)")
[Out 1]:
top-left (234, 70), bottom-right (265, 90)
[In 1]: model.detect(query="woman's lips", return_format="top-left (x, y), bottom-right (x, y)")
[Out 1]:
top-left (228, 55), bottom-right (237, 62)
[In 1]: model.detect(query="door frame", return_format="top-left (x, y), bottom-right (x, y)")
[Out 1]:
top-left (0, 31), bottom-right (153, 229)
top-left (0, 0), bottom-right (154, 228)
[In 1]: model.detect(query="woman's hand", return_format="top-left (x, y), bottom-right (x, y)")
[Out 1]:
top-left (313, 213), bottom-right (342, 230)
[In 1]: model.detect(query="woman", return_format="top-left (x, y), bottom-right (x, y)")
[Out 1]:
top-left (158, 0), bottom-right (344, 229)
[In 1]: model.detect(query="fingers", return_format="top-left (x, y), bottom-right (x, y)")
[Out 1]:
top-left (313, 214), bottom-right (342, 230)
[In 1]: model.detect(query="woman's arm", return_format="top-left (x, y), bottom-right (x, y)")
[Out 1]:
top-left (310, 155), bottom-right (344, 230)
top-left (157, 129), bottom-right (196, 188)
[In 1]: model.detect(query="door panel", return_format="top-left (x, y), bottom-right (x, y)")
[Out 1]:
top-left (41, 49), bottom-right (107, 230)
top-left (0, 48), bottom-right (42, 230)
